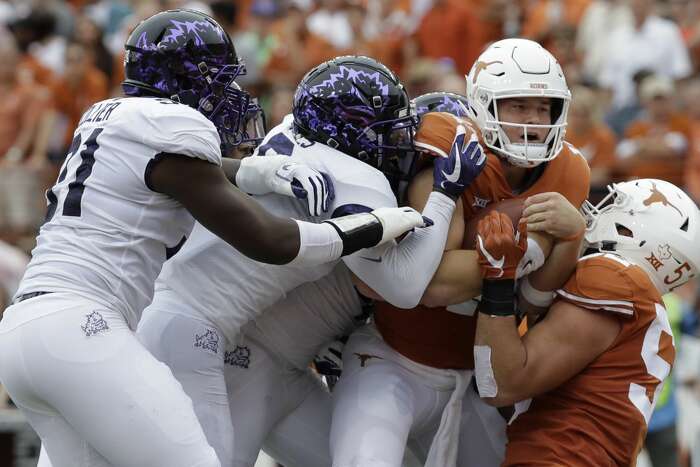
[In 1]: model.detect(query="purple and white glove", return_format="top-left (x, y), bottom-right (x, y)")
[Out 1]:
top-left (236, 155), bottom-right (335, 216)
top-left (432, 125), bottom-right (486, 200)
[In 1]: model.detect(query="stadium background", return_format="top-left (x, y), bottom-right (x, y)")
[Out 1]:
top-left (0, 0), bottom-right (699, 466)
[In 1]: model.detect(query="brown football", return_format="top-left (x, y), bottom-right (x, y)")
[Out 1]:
top-left (463, 198), bottom-right (525, 249)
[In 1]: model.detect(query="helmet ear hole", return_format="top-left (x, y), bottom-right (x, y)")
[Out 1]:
top-left (550, 98), bottom-right (564, 123)
top-left (681, 217), bottom-right (689, 232)
top-left (615, 224), bottom-right (633, 237)
top-left (487, 101), bottom-right (496, 117)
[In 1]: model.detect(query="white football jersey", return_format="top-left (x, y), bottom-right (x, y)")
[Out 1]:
top-left (242, 263), bottom-right (364, 370)
top-left (17, 97), bottom-right (221, 328)
top-left (153, 114), bottom-right (396, 342)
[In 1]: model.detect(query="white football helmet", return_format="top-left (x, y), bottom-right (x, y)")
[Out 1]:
top-left (465, 38), bottom-right (571, 168)
top-left (582, 179), bottom-right (700, 295)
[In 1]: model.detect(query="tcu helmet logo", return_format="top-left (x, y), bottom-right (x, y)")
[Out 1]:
top-left (81, 311), bottom-right (109, 337)
top-left (224, 345), bottom-right (251, 369)
top-left (194, 329), bottom-right (220, 354)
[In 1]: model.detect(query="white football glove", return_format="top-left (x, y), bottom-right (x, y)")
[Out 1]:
top-left (371, 206), bottom-right (434, 245)
top-left (323, 206), bottom-right (432, 256)
top-left (235, 155), bottom-right (334, 216)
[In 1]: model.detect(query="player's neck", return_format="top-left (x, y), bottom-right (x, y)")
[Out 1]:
top-left (501, 160), bottom-right (529, 191)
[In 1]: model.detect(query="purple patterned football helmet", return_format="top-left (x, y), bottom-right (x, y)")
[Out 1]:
top-left (122, 9), bottom-right (250, 153)
top-left (293, 56), bottom-right (418, 168)
top-left (413, 92), bottom-right (470, 118)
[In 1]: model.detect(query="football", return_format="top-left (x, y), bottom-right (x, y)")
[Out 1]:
top-left (462, 197), bottom-right (525, 249)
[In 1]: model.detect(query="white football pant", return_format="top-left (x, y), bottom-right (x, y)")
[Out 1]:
top-left (0, 293), bottom-right (219, 467)
top-left (225, 325), bottom-right (333, 467)
top-left (331, 323), bottom-right (505, 467)
top-left (138, 301), bottom-right (333, 467)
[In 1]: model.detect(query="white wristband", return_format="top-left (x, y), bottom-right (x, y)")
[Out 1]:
top-left (516, 237), bottom-right (545, 279)
top-left (519, 276), bottom-right (555, 308)
top-left (287, 220), bottom-right (343, 266)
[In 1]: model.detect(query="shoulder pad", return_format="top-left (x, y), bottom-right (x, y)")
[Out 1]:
top-left (136, 98), bottom-right (222, 165)
top-left (556, 254), bottom-right (637, 316)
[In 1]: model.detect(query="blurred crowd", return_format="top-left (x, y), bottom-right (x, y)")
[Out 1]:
top-left (1, 0), bottom-right (700, 463)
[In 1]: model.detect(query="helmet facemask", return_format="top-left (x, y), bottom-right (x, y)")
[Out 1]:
top-left (479, 93), bottom-right (569, 168)
top-left (294, 88), bottom-right (417, 163)
top-left (209, 80), bottom-right (266, 157)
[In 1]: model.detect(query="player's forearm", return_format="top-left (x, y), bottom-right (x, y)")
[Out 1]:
top-left (474, 314), bottom-right (530, 406)
top-left (193, 185), bottom-right (305, 264)
top-left (421, 231), bottom-right (552, 307)
top-left (528, 236), bottom-right (582, 291)
top-left (345, 192), bottom-right (455, 309)
top-left (155, 156), bottom-right (323, 265)
top-left (420, 249), bottom-right (482, 307)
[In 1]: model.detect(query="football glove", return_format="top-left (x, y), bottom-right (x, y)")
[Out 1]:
top-left (325, 207), bottom-right (433, 256)
top-left (432, 124), bottom-right (486, 200)
top-left (235, 155), bottom-right (334, 216)
top-left (475, 211), bottom-right (528, 281)
top-left (414, 113), bottom-right (486, 200)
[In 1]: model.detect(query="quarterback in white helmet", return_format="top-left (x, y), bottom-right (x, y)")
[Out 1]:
top-left (466, 38), bottom-right (571, 168)
top-left (331, 40), bottom-right (590, 467)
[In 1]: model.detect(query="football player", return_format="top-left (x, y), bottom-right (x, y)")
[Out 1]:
top-left (136, 56), bottom-right (485, 466)
top-left (207, 86), bottom-right (581, 467)
top-left (474, 178), bottom-right (699, 466)
top-left (0, 10), bottom-right (428, 467)
top-left (139, 91), bottom-right (477, 467)
top-left (331, 39), bottom-right (591, 467)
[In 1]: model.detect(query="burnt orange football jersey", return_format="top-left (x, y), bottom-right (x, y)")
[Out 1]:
top-left (459, 138), bottom-right (591, 226)
top-left (374, 113), bottom-right (591, 369)
top-left (503, 253), bottom-right (675, 466)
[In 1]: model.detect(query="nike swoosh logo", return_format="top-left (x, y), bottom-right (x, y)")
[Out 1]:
top-left (477, 235), bottom-right (505, 273)
top-left (360, 256), bottom-right (383, 263)
top-left (441, 139), bottom-right (462, 184)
